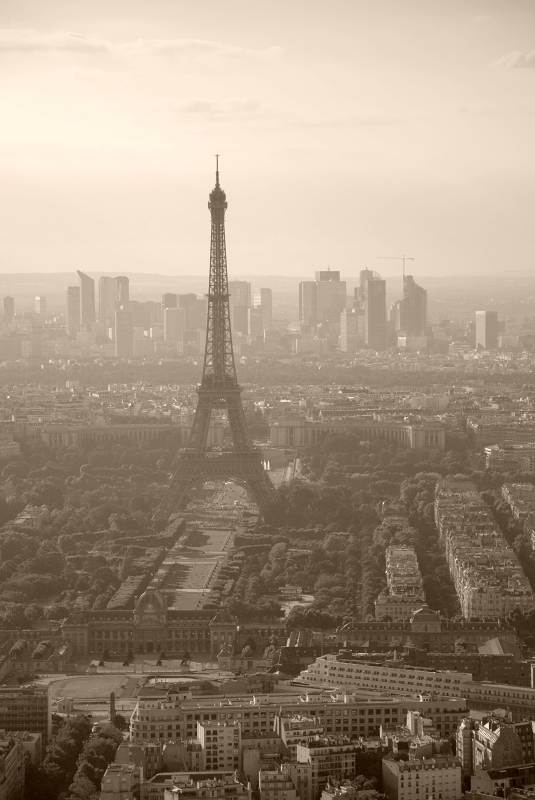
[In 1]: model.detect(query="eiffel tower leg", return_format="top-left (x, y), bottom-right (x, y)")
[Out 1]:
top-left (226, 393), bottom-right (252, 451)
top-left (245, 470), bottom-right (278, 519)
top-left (154, 472), bottom-right (195, 523)
top-left (188, 395), bottom-right (214, 451)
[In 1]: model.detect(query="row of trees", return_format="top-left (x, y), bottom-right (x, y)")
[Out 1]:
top-left (24, 715), bottom-right (122, 800)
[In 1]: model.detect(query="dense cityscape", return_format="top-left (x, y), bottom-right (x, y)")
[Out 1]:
top-left (2, 169), bottom-right (535, 800)
top-left (4, 2), bottom-right (535, 799)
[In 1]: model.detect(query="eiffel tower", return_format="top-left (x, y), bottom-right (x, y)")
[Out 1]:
top-left (154, 158), bottom-right (277, 524)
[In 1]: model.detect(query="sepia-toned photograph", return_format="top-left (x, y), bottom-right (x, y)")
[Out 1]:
top-left (1, 2), bottom-right (535, 799)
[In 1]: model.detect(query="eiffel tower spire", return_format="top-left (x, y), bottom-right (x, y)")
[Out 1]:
top-left (153, 160), bottom-right (277, 523)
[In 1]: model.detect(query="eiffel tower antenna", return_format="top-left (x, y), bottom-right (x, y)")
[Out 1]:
top-left (153, 161), bottom-right (277, 524)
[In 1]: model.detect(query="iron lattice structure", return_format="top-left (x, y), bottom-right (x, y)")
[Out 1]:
top-left (154, 162), bottom-right (277, 523)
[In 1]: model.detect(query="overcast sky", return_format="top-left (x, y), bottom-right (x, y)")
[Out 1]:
top-left (1, 0), bottom-right (534, 278)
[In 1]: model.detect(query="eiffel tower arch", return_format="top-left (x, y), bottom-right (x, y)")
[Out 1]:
top-left (153, 159), bottom-right (277, 524)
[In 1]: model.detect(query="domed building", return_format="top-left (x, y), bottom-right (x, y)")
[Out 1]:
top-left (62, 589), bottom-right (238, 658)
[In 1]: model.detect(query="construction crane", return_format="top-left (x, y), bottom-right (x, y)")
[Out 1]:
top-left (377, 255), bottom-right (414, 280)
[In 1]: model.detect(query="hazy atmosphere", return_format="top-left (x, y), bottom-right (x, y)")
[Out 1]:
top-left (2, 0), bottom-right (535, 276)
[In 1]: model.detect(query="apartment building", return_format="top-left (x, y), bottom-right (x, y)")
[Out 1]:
top-left (140, 772), bottom-right (251, 800)
top-left (283, 762), bottom-right (314, 800)
top-left (130, 688), bottom-right (467, 745)
top-left (99, 763), bottom-right (142, 800)
top-left (275, 715), bottom-right (324, 758)
top-left (467, 418), bottom-right (535, 448)
top-left (196, 721), bottom-right (240, 772)
top-left (456, 717), bottom-right (534, 777)
top-left (502, 484), bottom-right (535, 523)
top-left (375, 545), bottom-right (425, 621)
top-left (296, 737), bottom-right (365, 799)
top-left (382, 755), bottom-right (462, 800)
top-left (434, 481), bottom-right (535, 620)
top-left (470, 763), bottom-right (535, 795)
top-left (485, 445), bottom-right (535, 473)
top-left (259, 767), bottom-right (300, 800)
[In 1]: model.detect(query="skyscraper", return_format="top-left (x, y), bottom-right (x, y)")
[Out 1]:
top-left (364, 274), bottom-right (387, 350)
top-left (248, 306), bottom-right (264, 340)
top-left (356, 270), bottom-right (375, 303)
top-left (115, 310), bottom-right (134, 357)
top-left (116, 276), bottom-right (129, 304)
top-left (255, 288), bottom-right (273, 330)
top-left (98, 276), bottom-right (118, 325)
top-left (299, 281), bottom-right (317, 326)
top-left (162, 293), bottom-right (178, 310)
top-left (475, 310), bottom-right (498, 350)
top-left (76, 270), bottom-right (95, 325)
top-left (164, 307), bottom-right (187, 345)
top-left (340, 309), bottom-right (359, 353)
top-left (66, 286), bottom-right (81, 337)
top-left (179, 294), bottom-right (207, 331)
top-left (35, 296), bottom-right (46, 317)
top-left (397, 275), bottom-right (428, 336)
top-left (315, 269), bottom-right (347, 323)
top-left (228, 281), bottom-right (251, 308)
top-left (3, 297), bottom-right (14, 324)
top-left (230, 305), bottom-right (249, 335)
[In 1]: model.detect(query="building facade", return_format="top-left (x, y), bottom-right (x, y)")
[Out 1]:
top-left (77, 270), bottom-right (96, 326)
top-left (63, 590), bottom-right (237, 658)
top-left (382, 755), bottom-right (461, 800)
top-left (270, 415), bottom-right (446, 450)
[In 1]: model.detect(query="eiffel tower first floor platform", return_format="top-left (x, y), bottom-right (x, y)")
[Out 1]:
top-left (153, 449), bottom-right (278, 524)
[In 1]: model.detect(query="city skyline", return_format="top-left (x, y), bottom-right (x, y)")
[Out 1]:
top-left (2, 1), bottom-right (535, 276)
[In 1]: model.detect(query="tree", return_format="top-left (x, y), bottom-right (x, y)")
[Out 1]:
top-left (67, 724), bottom-right (123, 799)
top-left (113, 714), bottom-right (128, 731)
top-left (39, 714), bottom-right (92, 799)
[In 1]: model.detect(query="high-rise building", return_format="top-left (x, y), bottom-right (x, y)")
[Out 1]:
top-left (66, 286), bottom-right (81, 337)
top-left (35, 296), bottom-right (47, 317)
top-left (299, 281), bottom-right (317, 326)
top-left (340, 309), bottom-right (359, 353)
top-left (364, 274), bottom-right (387, 350)
top-left (179, 294), bottom-right (207, 331)
top-left (254, 288), bottom-right (273, 330)
top-left (116, 275), bottom-right (129, 304)
top-left (315, 269), bottom-right (340, 282)
top-left (99, 276), bottom-right (118, 325)
top-left (164, 307), bottom-right (187, 345)
top-left (115, 310), bottom-right (134, 358)
top-left (228, 281), bottom-right (251, 308)
top-left (76, 270), bottom-right (95, 326)
top-left (145, 301), bottom-right (162, 325)
top-left (396, 275), bottom-right (428, 336)
top-left (315, 269), bottom-right (346, 323)
top-left (476, 310), bottom-right (498, 350)
top-left (3, 296), bottom-right (14, 324)
top-left (119, 300), bottom-right (155, 331)
top-left (248, 306), bottom-right (264, 340)
top-left (231, 305), bottom-right (249, 336)
top-left (356, 270), bottom-right (375, 303)
top-left (162, 293), bottom-right (178, 310)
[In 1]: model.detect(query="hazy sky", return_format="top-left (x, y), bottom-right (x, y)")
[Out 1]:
top-left (1, 0), bottom-right (535, 277)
